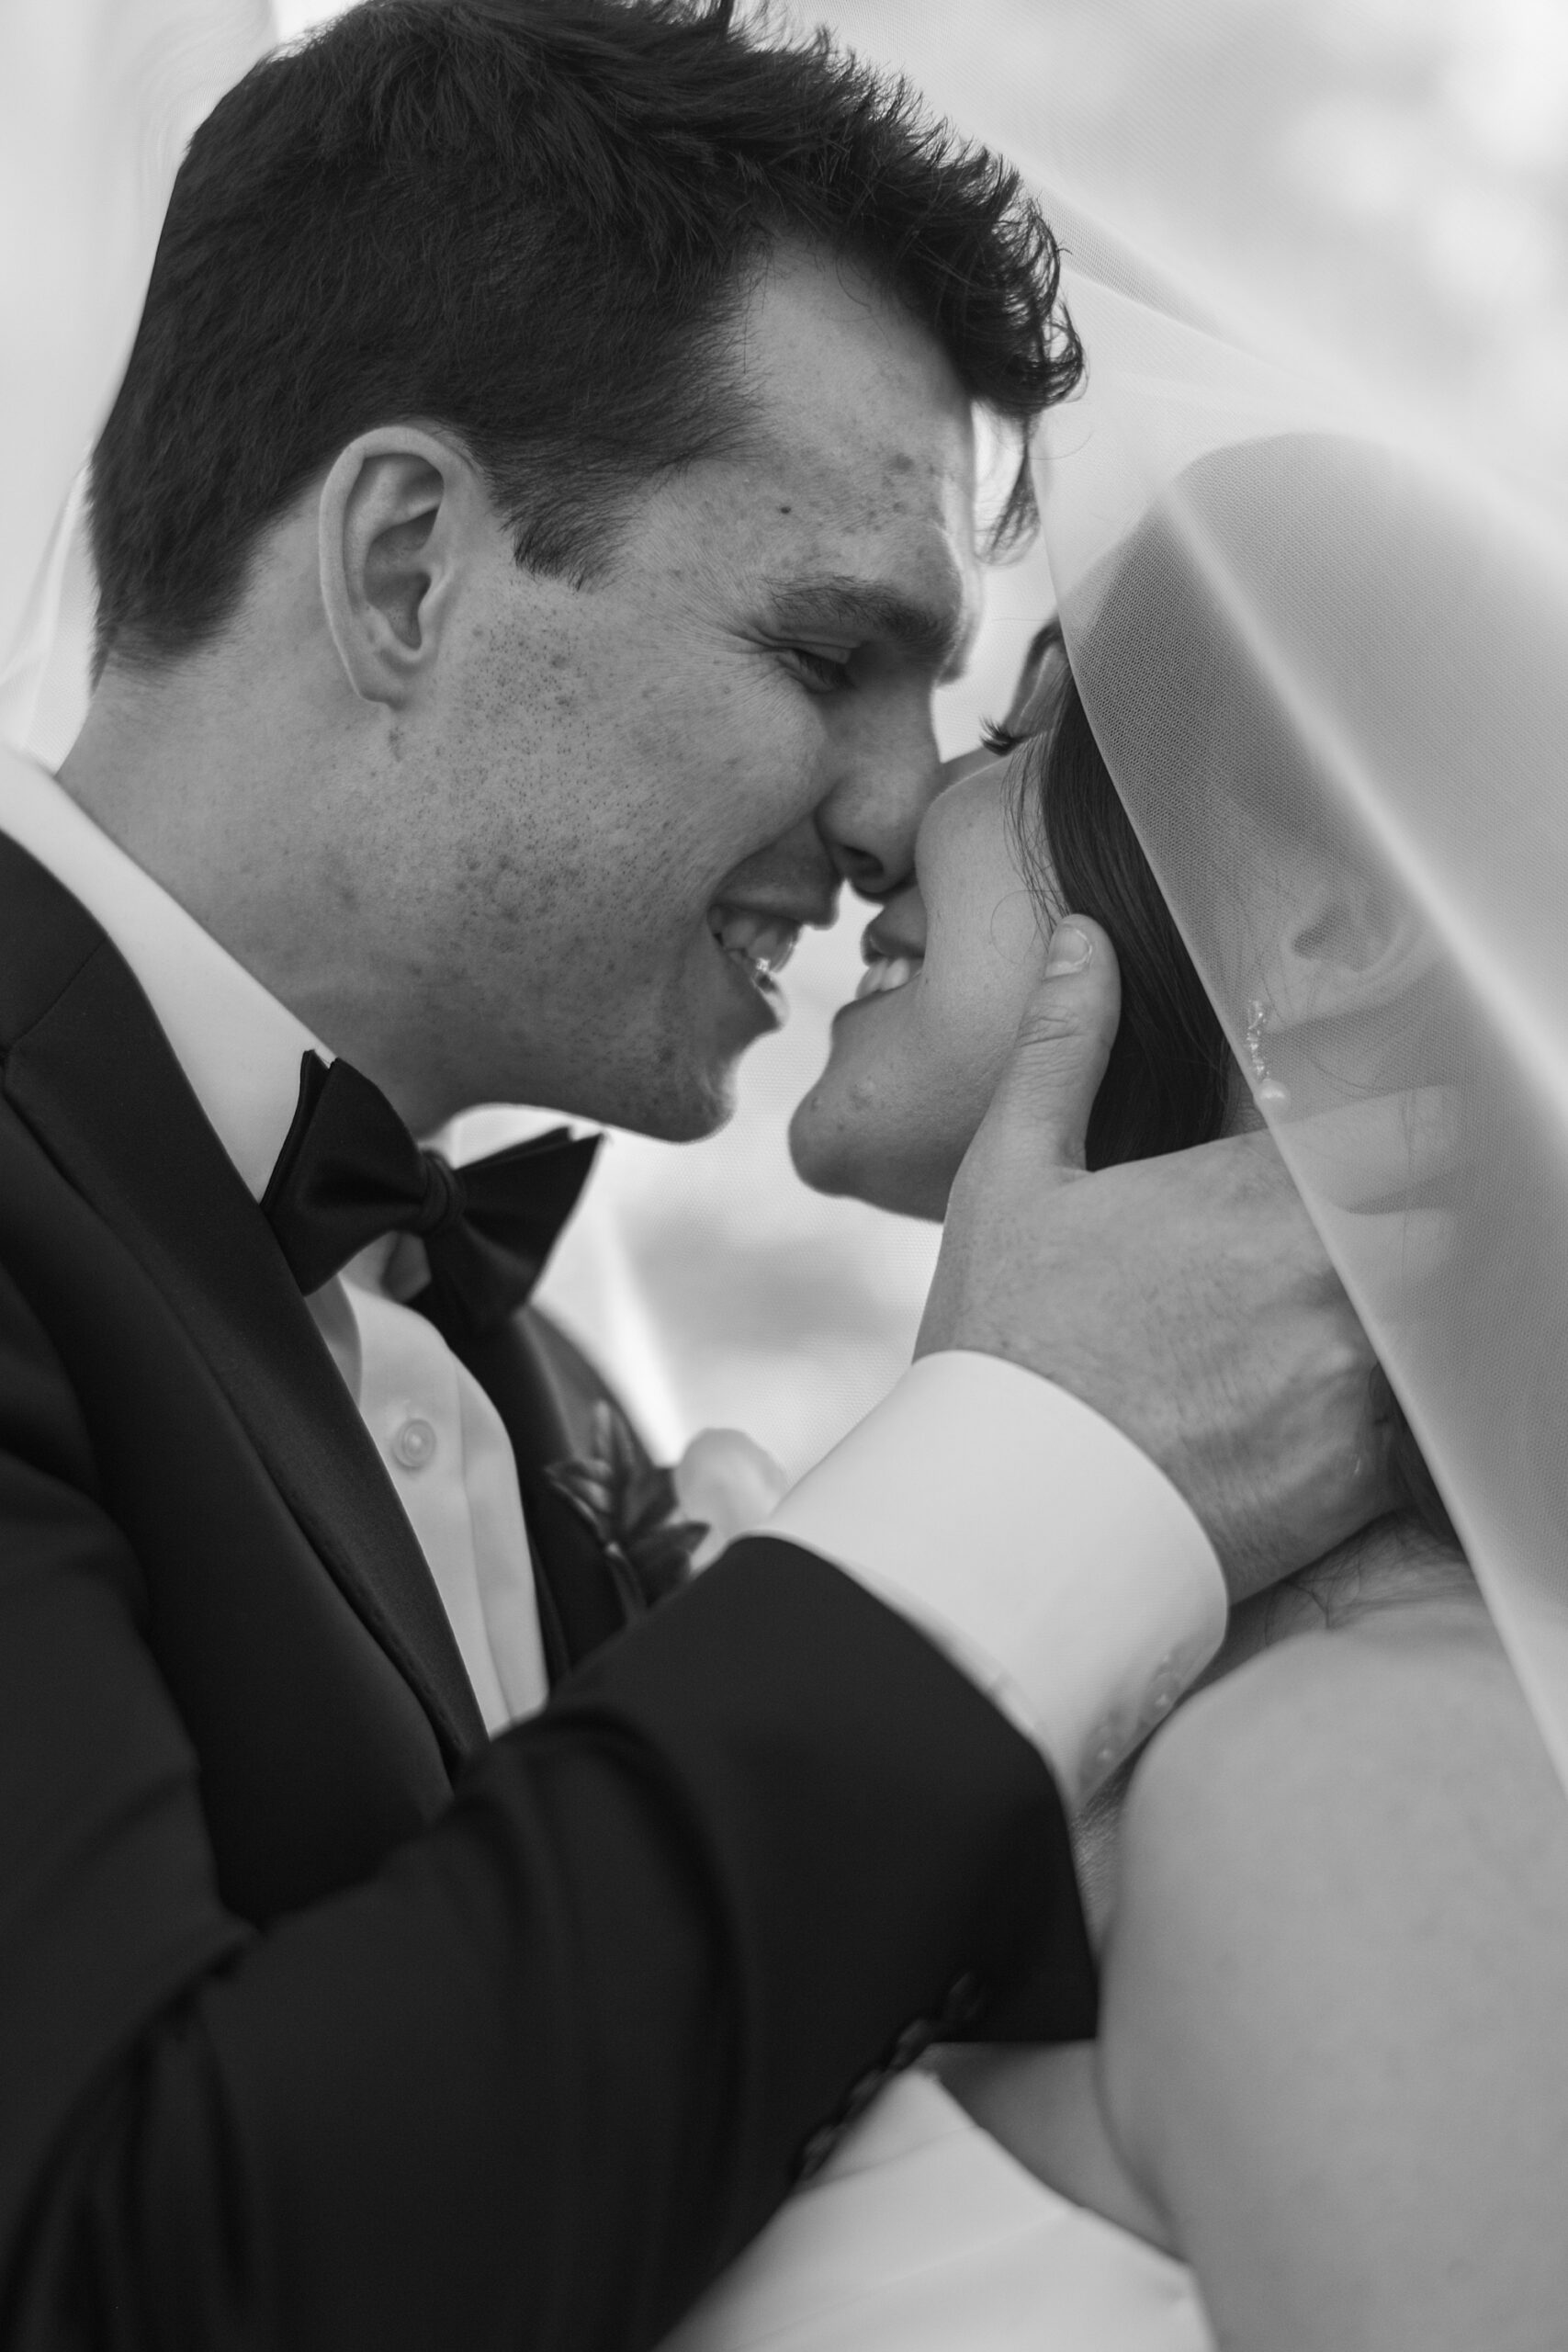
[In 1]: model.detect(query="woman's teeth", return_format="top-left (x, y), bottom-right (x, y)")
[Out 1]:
top-left (709, 907), bottom-right (799, 989)
top-left (855, 955), bottom-right (920, 1000)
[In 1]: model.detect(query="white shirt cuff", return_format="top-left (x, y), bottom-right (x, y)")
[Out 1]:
top-left (761, 1351), bottom-right (1227, 1810)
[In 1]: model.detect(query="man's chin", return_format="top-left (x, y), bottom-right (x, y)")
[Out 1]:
top-left (601, 1052), bottom-right (741, 1145)
top-left (644, 1093), bottom-right (738, 1145)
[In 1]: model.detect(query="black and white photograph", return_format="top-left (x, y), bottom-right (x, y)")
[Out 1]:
top-left (2, 1), bottom-right (1567, 2345)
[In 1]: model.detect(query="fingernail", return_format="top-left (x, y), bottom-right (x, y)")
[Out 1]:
top-left (1046, 922), bottom-right (1091, 973)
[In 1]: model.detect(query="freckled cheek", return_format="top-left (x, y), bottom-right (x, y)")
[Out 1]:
top-left (647, 719), bottom-right (820, 867)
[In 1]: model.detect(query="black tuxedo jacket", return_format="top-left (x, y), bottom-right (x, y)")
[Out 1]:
top-left (0, 831), bottom-right (1094, 2351)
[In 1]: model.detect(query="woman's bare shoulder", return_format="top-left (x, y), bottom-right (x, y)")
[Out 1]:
top-left (1110, 1527), bottom-right (1563, 2074)
top-left (1201, 1510), bottom-right (1485, 1673)
top-left (1099, 1536), bottom-right (1568, 2346)
top-left (1122, 1527), bottom-right (1535, 1900)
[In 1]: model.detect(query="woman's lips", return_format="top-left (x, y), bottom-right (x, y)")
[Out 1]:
top-left (854, 953), bottom-right (921, 1000)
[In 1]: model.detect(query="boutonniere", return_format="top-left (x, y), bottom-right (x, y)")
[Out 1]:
top-left (545, 1408), bottom-right (790, 1616)
top-left (545, 1403), bottom-right (706, 1613)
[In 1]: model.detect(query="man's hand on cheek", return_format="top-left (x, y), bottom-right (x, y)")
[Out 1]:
top-left (918, 915), bottom-right (1404, 1602)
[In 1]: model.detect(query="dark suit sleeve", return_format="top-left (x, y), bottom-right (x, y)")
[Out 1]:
top-left (0, 1265), bottom-right (1092, 2352)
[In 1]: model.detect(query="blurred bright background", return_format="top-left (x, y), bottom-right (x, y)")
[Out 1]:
top-left (9, 0), bottom-right (1568, 1473)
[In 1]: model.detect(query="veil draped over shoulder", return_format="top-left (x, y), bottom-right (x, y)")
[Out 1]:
top-left (1030, 198), bottom-right (1568, 1799)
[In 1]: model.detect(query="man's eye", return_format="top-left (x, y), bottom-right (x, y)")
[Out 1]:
top-left (783, 645), bottom-right (854, 692)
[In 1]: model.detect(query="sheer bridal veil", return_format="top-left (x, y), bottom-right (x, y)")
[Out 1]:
top-left (1029, 198), bottom-right (1568, 1794)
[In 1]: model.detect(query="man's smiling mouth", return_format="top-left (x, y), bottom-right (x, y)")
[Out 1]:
top-left (707, 906), bottom-right (801, 994)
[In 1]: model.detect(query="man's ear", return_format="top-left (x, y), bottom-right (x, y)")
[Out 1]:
top-left (317, 427), bottom-right (482, 707)
top-left (1255, 859), bottom-right (1434, 1032)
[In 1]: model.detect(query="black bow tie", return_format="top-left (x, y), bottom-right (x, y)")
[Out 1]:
top-left (262, 1052), bottom-right (601, 1338)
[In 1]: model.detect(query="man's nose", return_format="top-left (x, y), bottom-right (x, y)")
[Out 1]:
top-left (814, 710), bottom-right (945, 900)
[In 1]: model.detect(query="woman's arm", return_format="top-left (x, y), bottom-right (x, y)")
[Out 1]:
top-left (1098, 1600), bottom-right (1568, 2349)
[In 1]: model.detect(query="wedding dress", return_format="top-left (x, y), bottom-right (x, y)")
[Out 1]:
top-left (660, 2071), bottom-right (1212, 2352)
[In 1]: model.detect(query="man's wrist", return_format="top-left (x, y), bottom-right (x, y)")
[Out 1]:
top-left (761, 1351), bottom-right (1228, 1808)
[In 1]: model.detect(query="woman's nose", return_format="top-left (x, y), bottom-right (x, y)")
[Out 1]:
top-left (940, 744), bottom-right (1007, 792)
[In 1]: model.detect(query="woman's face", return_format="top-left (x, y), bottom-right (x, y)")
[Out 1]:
top-left (789, 743), bottom-right (1059, 1218)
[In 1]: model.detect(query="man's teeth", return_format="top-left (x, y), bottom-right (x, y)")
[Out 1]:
top-left (854, 955), bottom-right (920, 1001)
top-left (709, 907), bottom-right (799, 984)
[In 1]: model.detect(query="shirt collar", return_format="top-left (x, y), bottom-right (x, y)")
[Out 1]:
top-left (0, 746), bottom-right (327, 1202)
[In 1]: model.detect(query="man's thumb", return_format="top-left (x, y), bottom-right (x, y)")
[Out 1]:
top-left (988, 913), bottom-right (1122, 1174)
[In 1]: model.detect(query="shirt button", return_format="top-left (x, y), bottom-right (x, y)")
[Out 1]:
top-left (392, 1417), bottom-right (437, 1471)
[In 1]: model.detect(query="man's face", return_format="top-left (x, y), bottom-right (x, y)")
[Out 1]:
top-left (379, 247), bottom-right (980, 1136)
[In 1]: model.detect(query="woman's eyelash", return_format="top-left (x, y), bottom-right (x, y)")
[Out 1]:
top-left (980, 718), bottom-right (1026, 756)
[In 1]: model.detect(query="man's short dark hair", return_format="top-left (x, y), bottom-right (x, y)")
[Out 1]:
top-left (89, 0), bottom-right (1080, 674)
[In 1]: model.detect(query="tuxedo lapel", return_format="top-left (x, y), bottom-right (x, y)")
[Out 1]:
top-left (0, 835), bottom-right (486, 1766)
top-left (454, 1313), bottom-right (635, 1679)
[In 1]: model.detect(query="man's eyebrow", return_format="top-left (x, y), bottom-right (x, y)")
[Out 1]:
top-left (761, 575), bottom-right (975, 678)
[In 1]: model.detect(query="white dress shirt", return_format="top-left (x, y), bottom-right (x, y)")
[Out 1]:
top-left (0, 746), bottom-right (547, 1733)
top-left (0, 745), bottom-right (1226, 1804)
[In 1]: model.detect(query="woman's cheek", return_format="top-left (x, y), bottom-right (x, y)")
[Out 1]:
top-left (934, 929), bottom-right (1047, 1090)
top-left (914, 977), bottom-right (1018, 1151)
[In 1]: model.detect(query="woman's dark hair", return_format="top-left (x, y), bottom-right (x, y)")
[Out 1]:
top-left (1016, 629), bottom-right (1233, 1173)
top-left (1015, 622), bottom-right (1458, 1550)
top-left (89, 0), bottom-right (1080, 675)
